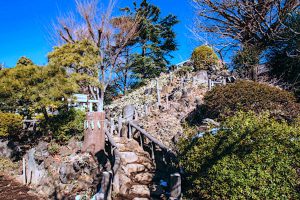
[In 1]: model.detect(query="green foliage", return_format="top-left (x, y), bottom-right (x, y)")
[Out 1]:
top-left (191, 45), bottom-right (219, 71)
top-left (267, 13), bottom-right (300, 99)
top-left (0, 157), bottom-right (18, 172)
top-left (47, 142), bottom-right (60, 155)
top-left (0, 63), bottom-right (78, 117)
top-left (202, 80), bottom-right (300, 122)
top-left (41, 109), bottom-right (85, 142)
top-left (16, 56), bottom-right (34, 67)
top-left (178, 111), bottom-right (300, 199)
top-left (126, 0), bottom-right (178, 79)
top-left (0, 112), bottom-right (23, 137)
top-left (233, 45), bottom-right (261, 78)
top-left (48, 40), bottom-right (100, 90)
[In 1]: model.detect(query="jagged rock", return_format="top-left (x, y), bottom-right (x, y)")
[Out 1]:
top-left (119, 152), bottom-right (139, 164)
top-left (134, 173), bottom-right (153, 184)
top-left (26, 148), bottom-right (47, 185)
top-left (125, 164), bottom-right (145, 174)
top-left (0, 140), bottom-right (12, 158)
top-left (123, 105), bottom-right (135, 122)
top-left (129, 185), bottom-right (150, 198)
top-left (195, 70), bottom-right (208, 84)
top-left (34, 142), bottom-right (49, 164)
top-left (119, 173), bottom-right (132, 195)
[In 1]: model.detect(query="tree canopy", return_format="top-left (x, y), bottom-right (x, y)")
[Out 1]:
top-left (0, 61), bottom-right (77, 118)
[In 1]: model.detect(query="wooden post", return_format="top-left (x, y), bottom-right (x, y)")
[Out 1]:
top-left (139, 132), bottom-right (143, 148)
top-left (222, 77), bottom-right (227, 85)
top-left (169, 72), bottom-right (173, 84)
top-left (156, 78), bottom-right (161, 106)
top-left (99, 171), bottom-right (112, 200)
top-left (128, 124), bottom-right (132, 139)
top-left (170, 173), bottom-right (182, 200)
top-left (151, 142), bottom-right (155, 160)
top-left (88, 102), bottom-right (93, 112)
top-left (166, 94), bottom-right (169, 110)
top-left (118, 115), bottom-right (122, 137)
top-left (22, 157), bottom-right (26, 185)
top-left (180, 78), bottom-right (184, 89)
top-left (208, 78), bottom-right (212, 91)
top-left (134, 110), bottom-right (138, 121)
top-left (192, 76), bottom-right (195, 87)
top-left (110, 118), bottom-right (114, 135)
top-left (144, 104), bottom-right (148, 116)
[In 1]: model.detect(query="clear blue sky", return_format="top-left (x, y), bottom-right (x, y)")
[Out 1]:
top-left (0, 0), bottom-right (198, 68)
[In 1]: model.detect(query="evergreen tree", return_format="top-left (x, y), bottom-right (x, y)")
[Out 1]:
top-left (16, 56), bottom-right (34, 67)
top-left (128, 0), bottom-right (178, 79)
top-left (267, 12), bottom-right (300, 99)
top-left (0, 62), bottom-right (78, 118)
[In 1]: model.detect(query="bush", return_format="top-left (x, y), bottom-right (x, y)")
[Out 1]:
top-left (202, 80), bottom-right (300, 122)
top-left (47, 142), bottom-right (60, 155)
top-left (191, 45), bottom-right (219, 71)
top-left (178, 111), bottom-right (300, 199)
top-left (41, 108), bottom-right (85, 142)
top-left (0, 112), bottom-right (23, 137)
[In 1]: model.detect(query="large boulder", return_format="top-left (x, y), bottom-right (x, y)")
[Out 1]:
top-left (0, 140), bottom-right (12, 158)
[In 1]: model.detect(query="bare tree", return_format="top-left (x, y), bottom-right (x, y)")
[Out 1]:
top-left (54, 0), bottom-right (140, 111)
top-left (194, 0), bottom-right (299, 48)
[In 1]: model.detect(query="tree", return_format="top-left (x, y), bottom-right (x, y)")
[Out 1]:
top-left (179, 111), bottom-right (300, 199)
top-left (191, 45), bottom-right (219, 71)
top-left (16, 56), bottom-right (34, 67)
top-left (0, 61), bottom-right (78, 119)
top-left (53, 0), bottom-right (140, 111)
top-left (194, 0), bottom-right (300, 78)
top-left (129, 0), bottom-right (179, 79)
top-left (267, 12), bottom-right (300, 99)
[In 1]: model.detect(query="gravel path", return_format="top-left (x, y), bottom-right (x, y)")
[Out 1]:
top-left (0, 174), bottom-right (41, 200)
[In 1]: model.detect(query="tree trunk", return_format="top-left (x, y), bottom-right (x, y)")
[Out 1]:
top-left (42, 107), bottom-right (49, 122)
top-left (97, 90), bottom-right (105, 112)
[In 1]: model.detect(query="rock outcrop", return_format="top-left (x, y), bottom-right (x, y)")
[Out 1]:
top-left (113, 137), bottom-right (155, 200)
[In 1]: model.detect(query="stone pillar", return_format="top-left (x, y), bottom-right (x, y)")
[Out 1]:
top-left (118, 115), bottom-right (122, 137)
top-left (82, 112), bottom-right (105, 155)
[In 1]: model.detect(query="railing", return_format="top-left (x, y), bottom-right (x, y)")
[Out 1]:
top-left (96, 130), bottom-right (121, 200)
top-left (102, 108), bottom-right (182, 199)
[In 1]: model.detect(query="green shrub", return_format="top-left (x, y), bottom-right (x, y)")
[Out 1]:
top-left (0, 112), bottom-right (23, 137)
top-left (202, 80), bottom-right (300, 121)
top-left (178, 111), bottom-right (300, 199)
top-left (191, 45), bottom-right (219, 71)
top-left (47, 142), bottom-right (60, 155)
top-left (41, 108), bottom-right (85, 142)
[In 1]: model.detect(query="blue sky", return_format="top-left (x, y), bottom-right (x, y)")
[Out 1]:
top-left (0, 0), bottom-right (198, 68)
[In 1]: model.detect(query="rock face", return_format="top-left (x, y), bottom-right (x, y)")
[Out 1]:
top-left (22, 139), bottom-right (100, 199)
top-left (195, 70), bottom-right (208, 84)
top-left (0, 140), bottom-right (12, 158)
top-left (113, 137), bottom-right (155, 200)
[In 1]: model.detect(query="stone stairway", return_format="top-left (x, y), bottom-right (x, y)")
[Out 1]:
top-left (102, 69), bottom-right (230, 199)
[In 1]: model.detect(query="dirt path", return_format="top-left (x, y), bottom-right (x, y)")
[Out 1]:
top-left (0, 174), bottom-right (40, 200)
